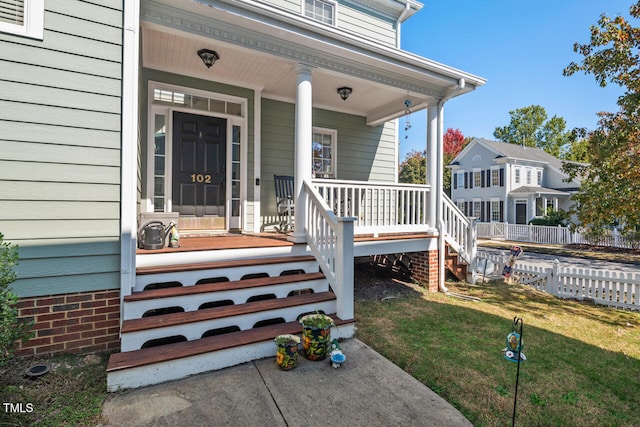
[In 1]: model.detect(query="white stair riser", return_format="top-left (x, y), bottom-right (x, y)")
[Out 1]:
top-left (136, 245), bottom-right (311, 268)
top-left (120, 299), bottom-right (337, 351)
top-left (135, 260), bottom-right (319, 291)
top-left (123, 278), bottom-right (329, 320)
top-left (107, 323), bottom-right (356, 392)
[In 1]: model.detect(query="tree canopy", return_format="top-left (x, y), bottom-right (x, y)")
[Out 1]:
top-left (493, 105), bottom-right (571, 158)
top-left (563, 1), bottom-right (640, 233)
top-left (398, 128), bottom-right (468, 196)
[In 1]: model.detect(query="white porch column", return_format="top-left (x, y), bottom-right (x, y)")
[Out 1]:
top-left (426, 104), bottom-right (438, 231)
top-left (290, 65), bottom-right (313, 243)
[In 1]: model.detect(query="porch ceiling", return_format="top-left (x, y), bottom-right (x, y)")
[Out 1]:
top-left (141, 0), bottom-right (486, 125)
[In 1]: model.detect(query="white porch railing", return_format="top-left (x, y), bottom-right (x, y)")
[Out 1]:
top-left (312, 179), bottom-right (431, 235)
top-left (303, 180), bottom-right (355, 320)
top-left (312, 178), bottom-right (477, 282)
top-left (442, 196), bottom-right (476, 266)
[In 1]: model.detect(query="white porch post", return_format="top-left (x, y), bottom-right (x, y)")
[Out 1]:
top-left (290, 64), bottom-right (313, 243)
top-left (436, 102), bottom-right (446, 291)
top-left (120, 0), bottom-right (140, 300)
top-left (426, 104), bottom-right (438, 231)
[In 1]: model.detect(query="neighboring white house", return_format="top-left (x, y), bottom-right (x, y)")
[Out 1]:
top-left (448, 138), bottom-right (581, 224)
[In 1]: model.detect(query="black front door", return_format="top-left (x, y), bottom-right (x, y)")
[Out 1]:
top-left (515, 202), bottom-right (527, 224)
top-left (172, 112), bottom-right (226, 218)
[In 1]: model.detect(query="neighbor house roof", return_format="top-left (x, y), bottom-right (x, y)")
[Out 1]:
top-left (474, 138), bottom-right (565, 171)
top-left (509, 186), bottom-right (571, 197)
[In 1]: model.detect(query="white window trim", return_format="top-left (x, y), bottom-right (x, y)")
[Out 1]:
top-left (472, 199), bottom-right (482, 219)
top-left (490, 167), bottom-right (499, 187)
top-left (456, 170), bottom-right (465, 189)
top-left (303, 0), bottom-right (337, 26)
top-left (490, 198), bottom-right (500, 222)
top-left (146, 81), bottom-right (248, 230)
top-left (312, 126), bottom-right (337, 179)
top-left (0, 0), bottom-right (44, 40)
top-left (473, 169), bottom-right (481, 188)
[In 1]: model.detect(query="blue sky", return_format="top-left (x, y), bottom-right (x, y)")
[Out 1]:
top-left (398, 0), bottom-right (632, 159)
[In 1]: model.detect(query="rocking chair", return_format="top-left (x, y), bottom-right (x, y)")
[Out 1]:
top-left (274, 174), bottom-right (295, 232)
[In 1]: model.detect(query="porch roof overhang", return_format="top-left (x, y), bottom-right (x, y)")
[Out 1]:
top-left (509, 186), bottom-right (571, 198)
top-left (140, 0), bottom-right (486, 126)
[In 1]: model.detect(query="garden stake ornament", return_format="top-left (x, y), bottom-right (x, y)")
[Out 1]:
top-left (503, 317), bottom-right (526, 427)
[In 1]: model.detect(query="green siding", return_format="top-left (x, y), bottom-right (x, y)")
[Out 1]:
top-left (0, 1), bottom-right (123, 298)
top-left (260, 98), bottom-right (397, 225)
top-left (338, 2), bottom-right (397, 47)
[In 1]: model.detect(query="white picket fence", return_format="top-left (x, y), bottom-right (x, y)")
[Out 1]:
top-left (477, 251), bottom-right (640, 312)
top-left (477, 222), bottom-right (639, 249)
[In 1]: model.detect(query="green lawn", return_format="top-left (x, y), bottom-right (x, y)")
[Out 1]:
top-left (355, 279), bottom-right (640, 427)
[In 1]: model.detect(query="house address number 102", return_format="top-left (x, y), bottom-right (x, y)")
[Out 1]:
top-left (190, 174), bottom-right (212, 183)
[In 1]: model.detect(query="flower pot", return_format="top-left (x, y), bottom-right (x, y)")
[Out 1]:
top-left (274, 334), bottom-right (300, 370)
top-left (299, 313), bottom-right (334, 361)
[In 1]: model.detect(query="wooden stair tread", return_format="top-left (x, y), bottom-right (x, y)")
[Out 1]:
top-left (125, 272), bottom-right (326, 302)
top-left (121, 291), bottom-right (336, 333)
top-left (108, 315), bottom-right (354, 372)
top-left (136, 255), bottom-right (316, 275)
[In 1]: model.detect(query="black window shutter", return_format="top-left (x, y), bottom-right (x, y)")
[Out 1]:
top-left (485, 202), bottom-right (491, 222)
top-left (481, 201), bottom-right (485, 221)
top-left (481, 170), bottom-right (486, 188)
top-left (453, 173), bottom-right (457, 190)
top-left (500, 201), bottom-right (504, 222)
top-left (464, 172), bottom-right (468, 189)
top-left (487, 170), bottom-right (492, 187)
top-left (499, 168), bottom-right (505, 187)
top-left (469, 172), bottom-right (473, 189)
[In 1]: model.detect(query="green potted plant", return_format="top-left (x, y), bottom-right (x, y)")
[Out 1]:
top-left (299, 312), bottom-right (334, 361)
top-left (274, 334), bottom-right (300, 370)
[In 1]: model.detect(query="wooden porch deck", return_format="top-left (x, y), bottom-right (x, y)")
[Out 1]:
top-left (136, 232), bottom-right (438, 255)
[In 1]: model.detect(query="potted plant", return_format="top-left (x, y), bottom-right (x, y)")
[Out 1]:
top-left (299, 312), bottom-right (334, 361)
top-left (274, 334), bottom-right (300, 370)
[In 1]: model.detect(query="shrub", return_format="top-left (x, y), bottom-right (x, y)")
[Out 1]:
top-left (0, 233), bottom-right (33, 367)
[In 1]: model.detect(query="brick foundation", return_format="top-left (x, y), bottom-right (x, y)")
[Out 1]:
top-left (408, 249), bottom-right (439, 292)
top-left (15, 290), bottom-right (121, 357)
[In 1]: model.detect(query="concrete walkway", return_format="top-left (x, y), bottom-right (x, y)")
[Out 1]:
top-left (100, 339), bottom-right (472, 426)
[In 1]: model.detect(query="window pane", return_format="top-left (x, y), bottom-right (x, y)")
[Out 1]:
top-left (0, 1), bottom-right (24, 26)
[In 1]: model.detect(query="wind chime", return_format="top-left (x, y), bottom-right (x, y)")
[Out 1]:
top-left (503, 317), bottom-right (526, 426)
top-left (403, 96), bottom-right (412, 139)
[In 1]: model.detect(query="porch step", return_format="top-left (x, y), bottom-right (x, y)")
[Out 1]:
top-left (445, 246), bottom-right (468, 282)
top-left (123, 271), bottom-right (327, 319)
top-left (107, 315), bottom-right (355, 391)
top-left (109, 251), bottom-right (356, 390)
top-left (120, 291), bottom-right (337, 351)
top-left (134, 254), bottom-right (318, 291)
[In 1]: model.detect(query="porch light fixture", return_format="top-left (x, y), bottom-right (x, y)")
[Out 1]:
top-left (337, 87), bottom-right (352, 101)
top-left (197, 49), bottom-right (220, 68)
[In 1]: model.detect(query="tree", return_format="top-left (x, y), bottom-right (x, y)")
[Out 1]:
top-left (563, 1), bottom-right (640, 233)
top-left (398, 149), bottom-right (425, 184)
top-left (493, 105), bottom-right (570, 158)
top-left (443, 128), bottom-right (468, 196)
top-left (398, 128), bottom-right (468, 196)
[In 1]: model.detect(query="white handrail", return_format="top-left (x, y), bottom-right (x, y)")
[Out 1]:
top-left (312, 178), bottom-right (431, 235)
top-left (303, 180), bottom-right (355, 320)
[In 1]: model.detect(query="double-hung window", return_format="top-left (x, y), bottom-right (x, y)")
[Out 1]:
top-left (491, 169), bottom-right (499, 187)
top-left (312, 128), bottom-right (336, 179)
top-left (0, 0), bottom-right (44, 39)
top-left (304, 0), bottom-right (336, 25)
top-left (473, 170), bottom-right (482, 188)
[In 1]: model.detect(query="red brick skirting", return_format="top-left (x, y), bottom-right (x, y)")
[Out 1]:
top-left (15, 290), bottom-right (121, 357)
top-left (408, 250), bottom-right (439, 292)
